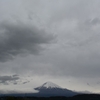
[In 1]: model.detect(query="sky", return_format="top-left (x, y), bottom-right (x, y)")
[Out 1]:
top-left (0, 0), bottom-right (100, 93)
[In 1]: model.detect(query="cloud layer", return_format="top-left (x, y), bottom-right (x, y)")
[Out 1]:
top-left (0, 21), bottom-right (55, 62)
top-left (1, 0), bottom-right (100, 92)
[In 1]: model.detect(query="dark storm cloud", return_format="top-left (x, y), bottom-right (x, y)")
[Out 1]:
top-left (0, 21), bottom-right (55, 62)
top-left (0, 74), bottom-right (20, 85)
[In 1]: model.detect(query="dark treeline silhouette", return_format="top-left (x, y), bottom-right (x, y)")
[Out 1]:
top-left (0, 94), bottom-right (100, 100)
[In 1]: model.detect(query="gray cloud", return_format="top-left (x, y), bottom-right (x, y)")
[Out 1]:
top-left (87, 18), bottom-right (100, 25)
top-left (22, 81), bottom-right (30, 84)
top-left (0, 21), bottom-right (55, 62)
top-left (0, 74), bottom-right (31, 85)
top-left (0, 74), bottom-right (20, 85)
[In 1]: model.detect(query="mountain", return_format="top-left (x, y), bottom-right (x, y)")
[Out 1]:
top-left (34, 81), bottom-right (78, 97)
top-left (0, 82), bottom-right (79, 97)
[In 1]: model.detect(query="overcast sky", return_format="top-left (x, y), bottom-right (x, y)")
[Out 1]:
top-left (0, 0), bottom-right (100, 93)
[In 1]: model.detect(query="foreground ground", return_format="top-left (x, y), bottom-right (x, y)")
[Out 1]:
top-left (0, 94), bottom-right (100, 100)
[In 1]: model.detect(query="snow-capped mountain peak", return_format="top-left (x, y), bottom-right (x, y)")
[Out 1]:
top-left (35, 81), bottom-right (62, 90)
top-left (42, 82), bottom-right (61, 89)
top-left (34, 82), bottom-right (78, 97)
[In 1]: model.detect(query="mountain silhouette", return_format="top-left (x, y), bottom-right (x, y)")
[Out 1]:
top-left (33, 81), bottom-right (78, 97)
